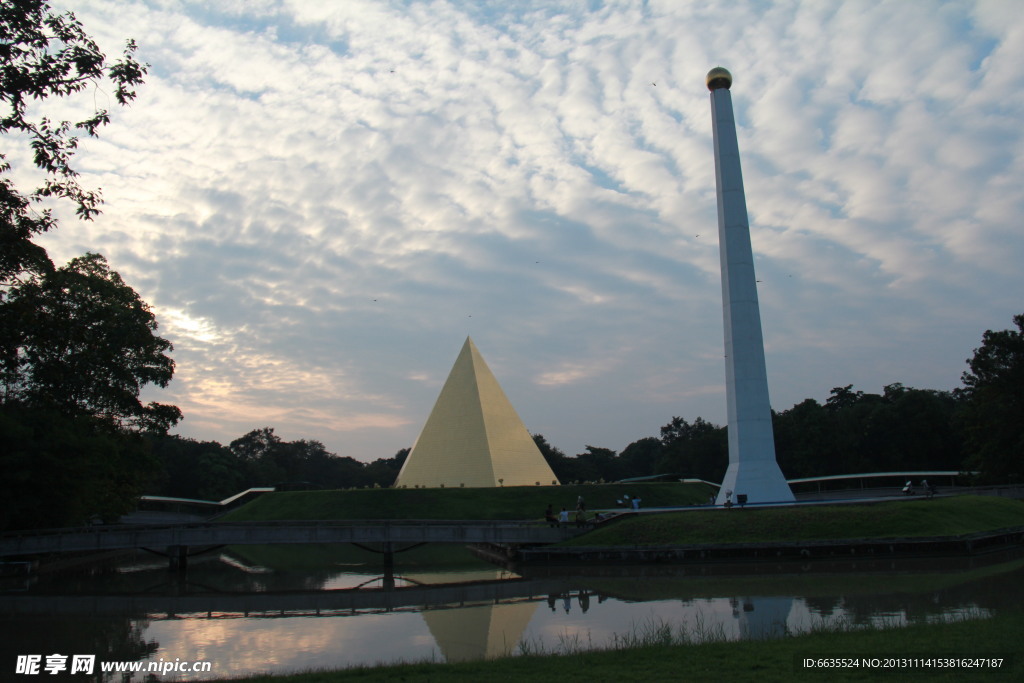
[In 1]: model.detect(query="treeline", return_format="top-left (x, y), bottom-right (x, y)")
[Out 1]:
top-left (536, 309), bottom-right (1024, 487)
top-left (535, 383), bottom-right (964, 485)
top-left (132, 311), bottom-right (1024, 502)
top-left (146, 428), bottom-right (409, 501)
top-left (143, 379), bottom-right (975, 502)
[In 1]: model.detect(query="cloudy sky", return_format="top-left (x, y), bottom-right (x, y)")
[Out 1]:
top-left (27, 0), bottom-right (1024, 462)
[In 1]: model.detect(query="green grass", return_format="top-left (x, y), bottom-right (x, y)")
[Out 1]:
top-left (213, 610), bottom-right (1024, 682)
top-left (220, 482), bottom-right (716, 522)
top-left (560, 496), bottom-right (1024, 547)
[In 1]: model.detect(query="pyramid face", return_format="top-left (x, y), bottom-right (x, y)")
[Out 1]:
top-left (395, 337), bottom-right (560, 488)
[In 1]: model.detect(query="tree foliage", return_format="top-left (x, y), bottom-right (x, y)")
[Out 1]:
top-left (1, 0), bottom-right (147, 282)
top-left (774, 384), bottom-right (963, 478)
top-left (0, 4), bottom-right (167, 530)
top-left (657, 416), bottom-right (727, 482)
top-left (0, 403), bottom-right (157, 529)
top-left (146, 429), bottom-right (408, 501)
top-left (1, 253), bottom-right (180, 432)
top-left (959, 313), bottom-right (1024, 483)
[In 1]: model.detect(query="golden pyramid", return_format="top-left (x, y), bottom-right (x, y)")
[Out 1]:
top-left (395, 337), bottom-right (560, 488)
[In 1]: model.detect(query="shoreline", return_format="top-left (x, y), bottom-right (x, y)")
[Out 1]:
top-left (504, 525), bottom-right (1024, 564)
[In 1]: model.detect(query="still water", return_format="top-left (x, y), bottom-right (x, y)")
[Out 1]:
top-left (2, 544), bottom-right (1022, 681)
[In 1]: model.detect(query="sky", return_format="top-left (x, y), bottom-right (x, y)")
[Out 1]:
top-left (24, 0), bottom-right (1024, 463)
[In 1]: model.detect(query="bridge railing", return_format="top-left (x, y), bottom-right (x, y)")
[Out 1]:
top-left (0, 518), bottom-right (588, 558)
top-left (1, 518), bottom-right (555, 539)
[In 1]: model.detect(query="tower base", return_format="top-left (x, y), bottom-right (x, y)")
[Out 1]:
top-left (716, 460), bottom-right (794, 505)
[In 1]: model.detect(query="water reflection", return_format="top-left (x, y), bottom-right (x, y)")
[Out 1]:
top-left (1, 546), bottom-right (1020, 681)
top-left (424, 600), bottom-right (538, 662)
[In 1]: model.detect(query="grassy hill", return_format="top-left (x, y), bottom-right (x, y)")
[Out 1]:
top-left (560, 495), bottom-right (1024, 546)
top-left (220, 482), bottom-right (716, 522)
top-left (221, 488), bottom-right (1024, 549)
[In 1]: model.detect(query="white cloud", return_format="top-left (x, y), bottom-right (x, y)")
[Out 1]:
top-left (32, 0), bottom-right (1024, 460)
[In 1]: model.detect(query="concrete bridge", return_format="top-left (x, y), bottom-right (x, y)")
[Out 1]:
top-left (0, 519), bottom-right (585, 569)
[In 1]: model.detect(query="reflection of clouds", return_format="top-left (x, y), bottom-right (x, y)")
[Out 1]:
top-left (41, 1), bottom-right (1024, 460)
top-left (145, 612), bottom-right (436, 678)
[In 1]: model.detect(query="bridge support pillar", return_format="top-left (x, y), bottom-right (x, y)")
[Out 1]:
top-left (168, 545), bottom-right (188, 572)
top-left (382, 542), bottom-right (395, 590)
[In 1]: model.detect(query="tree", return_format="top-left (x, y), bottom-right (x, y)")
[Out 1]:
top-left (774, 384), bottom-right (964, 479)
top-left (959, 313), bottom-right (1024, 483)
top-left (228, 427), bottom-right (372, 489)
top-left (572, 445), bottom-right (622, 482)
top-left (0, 6), bottom-right (170, 530)
top-left (363, 448), bottom-right (409, 487)
top-left (1, 0), bottom-right (147, 282)
top-left (773, 399), bottom-right (831, 478)
top-left (657, 416), bottom-right (727, 481)
top-left (825, 384), bottom-right (863, 412)
top-left (0, 403), bottom-right (158, 528)
top-left (533, 433), bottom-right (577, 482)
top-left (619, 437), bottom-right (663, 479)
top-left (0, 253), bottom-right (180, 432)
top-left (147, 434), bottom-right (247, 501)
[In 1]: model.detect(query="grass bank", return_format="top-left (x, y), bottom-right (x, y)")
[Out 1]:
top-left (220, 482), bottom-right (715, 522)
top-left (215, 610), bottom-right (1024, 682)
top-left (560, 496), bottom-right (1024, 546)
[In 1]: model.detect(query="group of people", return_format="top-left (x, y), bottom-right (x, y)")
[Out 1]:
top-left (544, 496), bottom-right (588, 527)
top-left (616, 494), bottom-right (641, 509)
top-left (902, 479), bottom-right (937, 497)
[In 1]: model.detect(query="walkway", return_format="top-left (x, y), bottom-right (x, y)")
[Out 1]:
top-left (0, 519), bottom-right (584, 559)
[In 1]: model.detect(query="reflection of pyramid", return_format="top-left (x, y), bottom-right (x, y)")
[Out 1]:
top-left (395, 337), bottom-right (560, 488)
top-left (422, 601), bottom-right (538, 662)
top-left (403, 568), bottom-right (511, 585)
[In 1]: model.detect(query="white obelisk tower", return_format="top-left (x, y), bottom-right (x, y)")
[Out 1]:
top-left (708, 67), bottom-right (794, 505)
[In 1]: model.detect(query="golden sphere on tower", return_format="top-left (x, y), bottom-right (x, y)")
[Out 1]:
top-left (706, 66), bottom-right (732, 91)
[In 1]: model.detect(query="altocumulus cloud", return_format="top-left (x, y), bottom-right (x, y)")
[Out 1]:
top-left (31, 0), bottom-right (1024, 462)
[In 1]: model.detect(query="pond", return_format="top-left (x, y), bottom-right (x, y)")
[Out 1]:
top-left (2, 544), bottom-right (1022, 681)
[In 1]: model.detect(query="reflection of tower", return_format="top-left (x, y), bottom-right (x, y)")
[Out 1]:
top-left (707, 67), bottom-right (794, 505)
top-left (421, 601), bottom-right (538, 662)
top-left (732, 595), bottom-right (795, 640)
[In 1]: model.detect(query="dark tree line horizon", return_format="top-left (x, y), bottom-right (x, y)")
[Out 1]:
top-left (144, 345), bottom-right (1018, 501)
